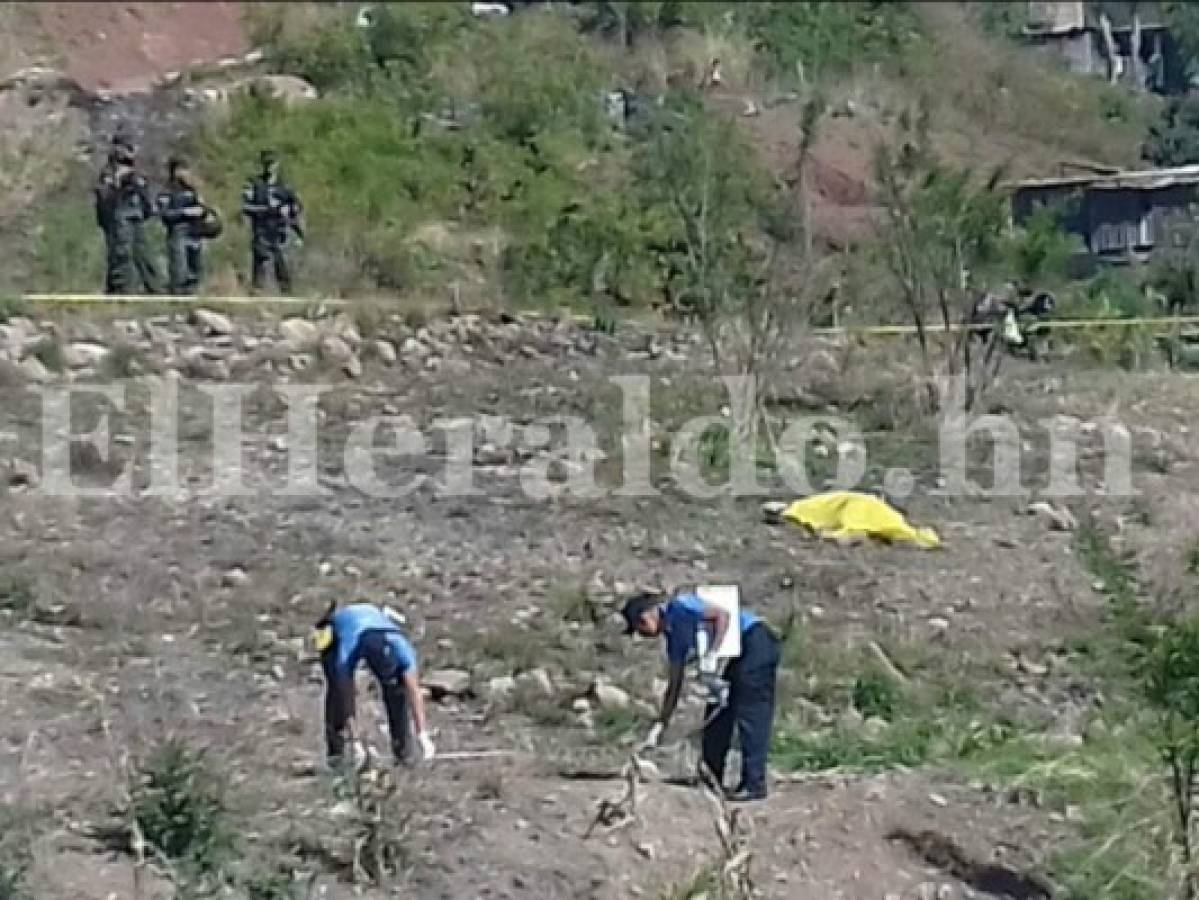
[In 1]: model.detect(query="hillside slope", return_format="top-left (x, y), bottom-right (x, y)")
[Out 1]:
top-left (2, 1), bottom-right (1163, 304)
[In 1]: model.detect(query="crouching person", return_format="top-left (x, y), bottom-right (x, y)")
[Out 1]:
top-left (312, 601), bottom-right (435, 768)
top-left (621, 587), bottom-right (780, 801)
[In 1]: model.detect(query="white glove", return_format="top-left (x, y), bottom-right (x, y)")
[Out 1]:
top-left (639, 722), bottom-right (664, 751)
top-left (417, 731), bottom-right (436, 762)
top-left (699, 652), bottom-right (719, 675)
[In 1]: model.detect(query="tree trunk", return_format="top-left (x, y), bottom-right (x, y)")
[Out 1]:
top-left (1099, 13), bottom-right (1121, 85)
top-left (1130, 11), bottom-right (1147, 91)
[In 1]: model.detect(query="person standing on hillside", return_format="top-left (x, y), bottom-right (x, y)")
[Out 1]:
top-left (96, 136), bottom-right (160, 294)
top-left (95, 141), bottom-right (131, 294)
top-left (621, 587), bottom-right (781, 801)
top-left (241, 149), bottom-right (302, 294)
top-left (157, 156), bottom-right (221, 295)
top-left (311, 600), bottom-right (436, 769)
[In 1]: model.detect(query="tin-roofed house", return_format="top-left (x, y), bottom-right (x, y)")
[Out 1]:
top-left (1023, 1), bottom-right (1186, 94)
top-left (1010, 165), bottom-right (1199, 268)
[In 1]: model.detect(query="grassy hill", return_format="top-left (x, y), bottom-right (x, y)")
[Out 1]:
top-left (4, 1), bottom-right (1164, 316)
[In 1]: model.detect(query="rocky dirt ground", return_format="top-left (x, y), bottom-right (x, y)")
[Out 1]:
top-left (1, 305), bottom-right (1194, 898)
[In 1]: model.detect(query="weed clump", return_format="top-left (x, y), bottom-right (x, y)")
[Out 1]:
top-left (129, 739), bottom-right (232, 876)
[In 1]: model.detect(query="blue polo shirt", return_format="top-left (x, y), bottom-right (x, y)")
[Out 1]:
top-left (663, 592), bottom-right (759, 666)
top-left (329, 603), bottom-right (417, 680)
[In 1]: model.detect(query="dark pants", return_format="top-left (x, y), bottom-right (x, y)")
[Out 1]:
top-left (131, 223), bottom-right (160, 293)
top-left (322, 631), bottom-right (412, 764)
top-left (251, 234), bottom-right (292, 294)
top-left (702, 623), bottom-right (780, 796)
top-left (105, 223), bottom-right (158, 294)
top-left (104, 233), bottom-right (133, 294)
top-left (167, 233), bottom-right (204, 294)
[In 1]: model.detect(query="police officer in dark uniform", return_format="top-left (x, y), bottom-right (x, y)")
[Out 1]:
top-left (96, 135), bottom-right (160, 294)
top-left (157, 156), bottom-right (209, 295)
top-left (95, 141), bottom-right (130, 294)
top-left (241, 149), bottom-right (302, 294)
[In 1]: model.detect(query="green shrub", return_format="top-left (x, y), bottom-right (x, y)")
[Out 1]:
top-left (130, 739), bottom-right (231, 874)
top-left (739, 1), bottom-right (924, 80)
top-left (851, 668), bottom-right (902, 720)
top-left (1005, 204), bottom-right (1082, 287)
top-left (31, 191), bottom-right (105, 293)
top-left (194, 7), bottom-right (680, 305)
top-left (0, 805), bottom-right (40, 900)
top-left (269, 13), bottom-right (372, 92)
top-left (242, 869), bottom-right (296, 900)
top-left (1143, 94), bottom-right (1199, 167)
top-left (0, 573), bottom-right (36, 616)
top-left (29, 337), bottom-right (65, 373)
top-left (0, 297), bottom-right (28, 323)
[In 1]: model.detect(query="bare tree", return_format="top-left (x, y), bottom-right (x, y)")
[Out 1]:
top-left (642, 94), bottom-right (836, 431)
top-left (874, 105), bottom-right (1009, 412)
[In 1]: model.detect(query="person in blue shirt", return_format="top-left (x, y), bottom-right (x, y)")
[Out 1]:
top-left (312, 601), bottom-right (435, 767)
top-left (621, 587), bottom-right (780, 801)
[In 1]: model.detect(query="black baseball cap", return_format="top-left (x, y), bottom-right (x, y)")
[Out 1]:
top-left (620, 591), bottom-right (663, 634)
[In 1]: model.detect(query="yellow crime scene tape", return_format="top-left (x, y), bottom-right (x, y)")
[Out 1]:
top-left (19, 293), bottom-right (347, 308)
top-left (15, 294), bottom-right (1199, 336)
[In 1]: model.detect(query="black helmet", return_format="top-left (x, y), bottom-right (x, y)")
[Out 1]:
top-left (260, 149), bottom-right (278, 167)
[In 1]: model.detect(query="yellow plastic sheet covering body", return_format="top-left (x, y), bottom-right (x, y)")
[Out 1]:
top-left (782, 491), bottom-right (941, 549)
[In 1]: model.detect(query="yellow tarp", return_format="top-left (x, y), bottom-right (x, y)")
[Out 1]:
top-left (782, 491), bottom-right (941, 549)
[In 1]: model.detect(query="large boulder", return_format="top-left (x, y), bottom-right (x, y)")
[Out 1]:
top-left (279, 318), bottom-right (320, 352)
top-left (191, 308), bottom-right (234, 336)
top-left (318, 334), bottom-right (353, 364)
top-left (65, 342), bottom-right (110, 368)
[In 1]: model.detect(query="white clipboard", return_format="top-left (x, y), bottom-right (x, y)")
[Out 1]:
top-left (696, 584), bottom-right (741, 660)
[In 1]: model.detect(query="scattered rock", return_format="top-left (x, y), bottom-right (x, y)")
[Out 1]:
top-left (65, 342), bottom-right (109, 368)
top-left (425, 668), bottom-right (472, 700)
top-left (342, 354), bottom-right (363, 379)
top-left (481, 680), bottom-right (515, 709)
top-left (221, 567), bottom-right (250, 588)
top-left (331, 315), bottom-right (363, 347)
top-left (927, 616), bottom-right (950, 634)
top-left (1028, 500), bottom-right (1077, 532)
top-left (1015, 654), bottom-right (1050, 677)
top-left (374, 339), bottom-right (398, 365)
top-left (5, 459), bottom-right (38, 488)
top-left (279, 318), bottom-right (320, 351)
top-left (591, 680), bottom-right (631, 711)
top-left (318, 334), bottom-right (354, 364)
top-left (191, 308), bottom-right (234, 336)
top-left (862, 716), bottom-right (890, 739)
top-left (18, 356), bottom-right (49, 383)
top-left (242, 73), bottom-right (319, 106)
top-left (289, 758), bottom-right (318, 778)
top-left (516, 668), bottom-right (554, 697)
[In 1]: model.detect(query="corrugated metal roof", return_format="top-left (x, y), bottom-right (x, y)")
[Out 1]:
top-left (1010, 164), bottom-right (1199, 192)
top-left (1024, 0), bottom-right (1165, 35)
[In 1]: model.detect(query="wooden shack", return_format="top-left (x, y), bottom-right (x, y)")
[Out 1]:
top-left (1011, 165), bottom-right (1199, 266)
